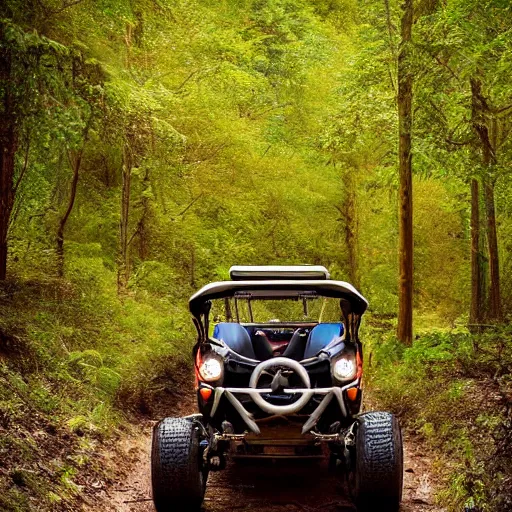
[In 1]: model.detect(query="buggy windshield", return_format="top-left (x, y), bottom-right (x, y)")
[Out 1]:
top-left (209, 297), bottom-right (343, 325)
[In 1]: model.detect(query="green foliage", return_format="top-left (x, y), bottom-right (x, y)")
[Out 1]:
top-left (1, 0), bottom-right (512, 511)
top-left (3, 0), bottom-right (492, 318)
top-left (0, 257), bottom-right (194, 510)
top-left (367, 325), bottom-right (512, 511)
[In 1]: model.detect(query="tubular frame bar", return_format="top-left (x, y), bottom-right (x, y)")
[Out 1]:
top-left (209, 380), bottom-right (359, 435)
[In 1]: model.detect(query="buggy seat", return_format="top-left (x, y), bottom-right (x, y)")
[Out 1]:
top-left (304, 323), bottom-right (343, 359)
top-left (213, 323), bottom-right (257, 360)
top-left (213, 322), bottom-right (344, 362)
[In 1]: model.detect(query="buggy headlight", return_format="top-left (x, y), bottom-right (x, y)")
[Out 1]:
top-left (198, 355), bottom-right (224, 382)
top-left (332, 354), bottom-right (357, 381)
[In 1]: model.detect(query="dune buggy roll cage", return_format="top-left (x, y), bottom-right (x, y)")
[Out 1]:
top-left (152, 268), bottom-right (403, 512)
top-left (189, 279), bottom-right (368, 347)
top-left (189, 268), bottom-right (369, 434)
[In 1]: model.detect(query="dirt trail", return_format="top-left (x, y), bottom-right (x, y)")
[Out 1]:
top-left (84, 402), bottom-right (443, 512)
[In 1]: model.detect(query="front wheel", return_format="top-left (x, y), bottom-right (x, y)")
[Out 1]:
top-left (151, 417), bottom-right (207, 512)
top-left (353, 411), bottom-right (403, 512)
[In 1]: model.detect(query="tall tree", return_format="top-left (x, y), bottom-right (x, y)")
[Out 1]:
top-left (469, 178), bottom-right (483, 326)
top-left (339, 168), bottom-right (359, 289)
top-left (56, 130), bottom-right (89, 277)
top-left (415, 0), bottom-right (512, 322)
top-left (0, 21), bottom-right (70, 280)
top-left (118, 141), bottom-right (132, 294)
top-left (470, 77), bottom-right (502, 321)
top-left (0, 33), bottom-right (17, 280)
top-left (397, 0), bottom-right (414, 345)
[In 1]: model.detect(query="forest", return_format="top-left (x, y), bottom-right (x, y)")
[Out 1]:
top-left (0, 0), bottom-right (511, 511)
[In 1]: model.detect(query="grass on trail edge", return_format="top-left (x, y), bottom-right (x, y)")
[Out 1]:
top-left (1, 276), bottom-right (511, 512)
top-left (0, 275), bottom-right (195, 512)
top-left (365, 318), bottom-right (512, 512)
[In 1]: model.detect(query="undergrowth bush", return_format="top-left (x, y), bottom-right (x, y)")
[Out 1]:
top-left (0, 271), bottom-right (196, 511)
top-left (366, 325), bottom-right (512, 512)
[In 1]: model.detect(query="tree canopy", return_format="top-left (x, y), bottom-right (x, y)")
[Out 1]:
top-left (1, 2), bottom-right (511, 509)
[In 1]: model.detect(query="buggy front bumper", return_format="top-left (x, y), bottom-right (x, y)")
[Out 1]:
top-left (205, 380), bottom-right (360, 435)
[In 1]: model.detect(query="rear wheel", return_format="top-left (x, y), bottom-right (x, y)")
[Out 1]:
top-left (353, 411), bottom-right (403, 512)
top-left (151, 417), bottom-right (207, 512)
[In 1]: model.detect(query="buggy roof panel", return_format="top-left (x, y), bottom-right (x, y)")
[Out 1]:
top-left (189, 280), bottom-right (368, 317)
top-left (229, 265), bottom-right (330, 281)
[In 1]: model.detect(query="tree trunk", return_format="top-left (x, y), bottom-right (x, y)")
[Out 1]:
top-left (138, 167), bottom-right (150, 261)
top-left (0, 46), bottom-right (17, 281)
top-left (118, 143), bottom-right (132, 294)
top-left (397, 0), bottom-right (414, 345)
top-left (124, 23), bottom-right (132, 69)
top-left (469, 179), bottom-right (483, 327)
top-left (470, 77), bottom-right (502, 322)
top-left (341, 169), bottom-right (359, 289)
top-left (483, 178), bottom-right (501, 320)
top-left (57, 148), bottom-right (84, 277)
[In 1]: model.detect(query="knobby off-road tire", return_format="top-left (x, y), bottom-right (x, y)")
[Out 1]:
top-left (151, 417), bottom-right (207, 512)
top-left (354, 411), bottom-right (403, 512)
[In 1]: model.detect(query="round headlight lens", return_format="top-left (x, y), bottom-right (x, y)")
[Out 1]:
top-left (333, 355), bottom-right (357, 381)
top-left (199, 356), bottom-right (223, 382)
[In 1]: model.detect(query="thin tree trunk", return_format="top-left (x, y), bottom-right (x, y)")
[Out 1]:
top-left (470, 77), bottom-right (502, 322)
top-left (8, 139), bottom-right (31, 231)
top-left (397, 0), bottom-right (414, 345)
top-left (125, 23), bottom-right (132, 69)
top-left (138, 167), bottom-right (150, 261)
top-left (469, 179), bottom-right (483, 327)
top-left (383, 0), bottom-right (397, 93)
top-left (118, 143), bottom-right (132, 294)
top-left (0, 46), bottom-right (17, 281)
top-left (340, 169), bottom-right (359, 289)
top-left (102, 154), bottom-right (111, 187)
top-left (483, 177), bottom-right (501, 320)
top-left (56, 147), bottom-right (84, 277)
top-left (224, 298), bottom-right (233, 322)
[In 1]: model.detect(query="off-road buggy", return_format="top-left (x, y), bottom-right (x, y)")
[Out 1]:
top-left (151, 266), bottom-right (403, 511)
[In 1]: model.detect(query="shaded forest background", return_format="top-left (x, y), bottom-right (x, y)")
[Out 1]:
top-left (0, 1), bottom-right (511, 511)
